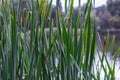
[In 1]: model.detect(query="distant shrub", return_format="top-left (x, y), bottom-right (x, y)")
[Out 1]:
top-left (97, 11), bottom-right (112, 29)
top-left (90, 10), bottom-right (100, 27)
top-left (109, 15), bottom-right (120, 28)
top-left (107, 0), bottom-right (120, 16)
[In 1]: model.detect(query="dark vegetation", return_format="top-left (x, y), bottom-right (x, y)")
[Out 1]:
top-left (96, 0), bottom-right (120, 29)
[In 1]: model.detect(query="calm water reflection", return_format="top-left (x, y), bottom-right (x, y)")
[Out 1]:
top-left (96, 31), bottom-right (120, 79)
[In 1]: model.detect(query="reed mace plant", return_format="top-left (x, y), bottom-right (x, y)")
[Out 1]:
top-left (0, 0), bottom-right (120, 80)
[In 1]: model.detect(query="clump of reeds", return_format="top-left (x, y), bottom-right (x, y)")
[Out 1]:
top-left (0, 0), bottom-right (120, 80)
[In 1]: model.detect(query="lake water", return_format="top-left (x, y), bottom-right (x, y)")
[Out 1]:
top-left (96, 32), bottom-right (120, 80)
